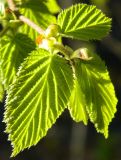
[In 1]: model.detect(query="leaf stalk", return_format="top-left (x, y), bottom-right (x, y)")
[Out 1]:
top-left (53, 43), bottom-right (73, 59)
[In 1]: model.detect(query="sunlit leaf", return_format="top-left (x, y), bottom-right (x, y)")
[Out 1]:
top-left (44, 0), bottom-right (60, 14)
top-left (0, 33), bottom-right (36, 89)
top-left (69, 78), bottom-right (88, 125)
top-left (19, 0), bottom-right (56, 40)
top-left (0, 70), bottom-right (4, 102)
top-left (57, 3), bottom-right (111, 40)
top-left (4, 48), bottom-right (73, 156)
top-left (72, 51), bottom-right (117, 137)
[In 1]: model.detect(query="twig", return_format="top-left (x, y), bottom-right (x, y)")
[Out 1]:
top-left (7, 0), bottom-right (16, 11)
top-left (19, 15), bottom-right (44, 34)
top-left (6, 0), bottom-right (44, 35)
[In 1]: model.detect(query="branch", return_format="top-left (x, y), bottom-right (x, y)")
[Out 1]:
top-left (19, 15), bottom-right (44, 34)
top-left (7, 0), bottom-right (16, 11)
top-left (6, 0), bottom-right (44, 35)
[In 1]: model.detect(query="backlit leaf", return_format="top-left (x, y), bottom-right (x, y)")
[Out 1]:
top-left (0, 71), bottom-right (4, 102)
top-left (44, 0), bottom-right (60, 14)
top-left (4, 48), bottom-right (73, 156)
top-left (0, 33), bottom-right (36, 89)
top-left (57, 3), bottom-right (111, 40)
top-left (69, 78), bottom-right (88, 125)
top-left (19, 0), bottom-right (56, 40)
top-left (72, 52), bottom-right (117, 137)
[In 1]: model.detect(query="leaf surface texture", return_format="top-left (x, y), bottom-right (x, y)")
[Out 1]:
top-left (19, 0), bottom-right (56, 39)
top-left (69, 52), bottom-right (117, 137)
top-left (57, 3), bottom-right (111, 40)
top-left (0, 34), bottom-right (36, 89)
top-left (4, 48), bottom-right (73, 156)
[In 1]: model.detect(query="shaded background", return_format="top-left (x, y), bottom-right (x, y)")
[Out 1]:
top-left (1, 0), bottom-right (121, 159)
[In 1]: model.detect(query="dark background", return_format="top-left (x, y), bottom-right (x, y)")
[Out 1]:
top-left (1, 0), bottom-right (121, 159)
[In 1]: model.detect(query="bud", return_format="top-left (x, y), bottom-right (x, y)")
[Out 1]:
top-left (71, 48), bottom-right (93, 60)
top-left (38, 37), bottom-right (57, 52)
top-left (45, 24), bottom-right (61, 38)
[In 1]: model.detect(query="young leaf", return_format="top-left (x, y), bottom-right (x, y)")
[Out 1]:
top-left (57, 3), bottom-right (111, 41)
top-left (69, 78), bottom-right (88, 125)
top-left (4, 48), bottom-right (73, 156)
top-left (71, 52), bottom-right (117, 138)
top-left (0, 33), bottom-right (36, 89)
top-left (19, 0), bottom-right (56, 39)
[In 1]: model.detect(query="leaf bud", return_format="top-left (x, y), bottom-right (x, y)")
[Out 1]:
top-left (71, 48), bottom-right (93, 60)
top-left (38, 37), bottom-right (57, 52)
top-left (45, 24), bottom-right (61, 38)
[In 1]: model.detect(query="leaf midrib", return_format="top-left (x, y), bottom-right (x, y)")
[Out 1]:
top-left (63, 21), bottom-right (110, 33)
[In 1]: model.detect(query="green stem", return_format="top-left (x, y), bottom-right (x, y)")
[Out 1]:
top-left (53, 43), bottom-right (73, 59)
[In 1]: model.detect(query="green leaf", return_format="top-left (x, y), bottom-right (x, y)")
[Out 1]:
top-left (0, 72), bottom-right (4, 102)
top-left (44, 0), bottom-right (61, 14)
top-left (57, 3), bottom-right (111, 41)
top-left (0, 83), bottom-right (4, 102)
top-left (69, 78), bottom-right (88, 125)
top-left (0, 67), bottom-right (4, 102)
top-left (4, 48), bottom-right (73, 156)
top-left (19, 0), bottom-right (56, 40)
top-left (0, 33), bottom-right (36, 89)
top-left (72, 52), bottom-right (117, 138)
